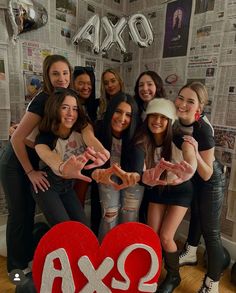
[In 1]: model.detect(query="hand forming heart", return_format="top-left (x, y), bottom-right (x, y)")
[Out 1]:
top-left (92, 163), bottom-right (140, 190)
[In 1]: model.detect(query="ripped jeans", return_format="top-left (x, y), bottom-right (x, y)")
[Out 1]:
top-left (98, 180), bottom-right (144, 241)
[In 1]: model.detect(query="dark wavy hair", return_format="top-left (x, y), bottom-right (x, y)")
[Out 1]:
top-left (134, 70), bottom-right (166, 114)
top-left (98, 92), bottom-right (140, 152)
top-left (73, 66), bottom-right (99, 122)
top-left (39, 88), bottom-right (88, 135)
top-left (134, 115), bottom-right (172, 178)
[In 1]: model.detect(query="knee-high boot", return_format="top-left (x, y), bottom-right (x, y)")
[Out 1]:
top-left (156, 251), bottom-right (181, 293)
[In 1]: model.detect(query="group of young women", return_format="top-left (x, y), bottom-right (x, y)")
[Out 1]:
top-left (0, 54), bottom-right (226, 293)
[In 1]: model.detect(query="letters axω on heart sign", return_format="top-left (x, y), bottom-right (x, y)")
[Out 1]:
top-left (33, 221), bottom-right (162, 293)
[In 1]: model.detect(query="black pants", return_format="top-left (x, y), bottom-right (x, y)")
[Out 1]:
top-left (187, 160), bottom-right (225, 281)
top-left (90, 181), bottom-right (101, 236)
top-left (0, 142), bottom-right (38, 273)
top-left (32, 168), bottom-right (88, 227)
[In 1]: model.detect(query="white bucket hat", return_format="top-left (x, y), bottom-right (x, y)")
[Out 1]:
top-left (145, 98), bottom-right (177, 125)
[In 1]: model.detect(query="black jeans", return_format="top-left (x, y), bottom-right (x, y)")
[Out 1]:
top-left (0, 142), bottom-right (38, 272)
top-left (187, 160), bottom-right (225, 281)
top-left (32, 168), bottom-right (88, 227)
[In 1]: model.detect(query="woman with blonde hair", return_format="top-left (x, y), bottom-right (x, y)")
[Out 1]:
top-left (97, 68), bottom-right (124, 120)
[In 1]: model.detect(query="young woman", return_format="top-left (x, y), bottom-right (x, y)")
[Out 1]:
top-left (97, 68), bottom-right (124, 120)
top-left (91, 92), bottom-right (144, 241)
top-left (72, 66), bottom-right (99, 207)
top-left (135, 98), bottom-right (197, 293)
top-left (134, 70), bottom-right (166, 223)
top-left (0, 54), bottom-right (71, 275)
top-left (33, 88), bottom-right (98, 226)
top-left (175, 82), bottom-right (226, 293)
top-left (91, 68), bottom-right (124, 235)
top-left (73, 66), bottom-right (99, 122)
top-left (134, 70), bottom-right (166, 120)
top-left (0, 54), bottom-right (108, 275)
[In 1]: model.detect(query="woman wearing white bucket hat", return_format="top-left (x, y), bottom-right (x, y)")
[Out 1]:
top-left (134, 98), bottom-right (197, 293)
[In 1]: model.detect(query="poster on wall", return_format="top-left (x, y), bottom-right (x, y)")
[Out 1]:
top-left (23, 72), bottom-right (43, 103)
top-left (163, 0), bottom-right (192, 58)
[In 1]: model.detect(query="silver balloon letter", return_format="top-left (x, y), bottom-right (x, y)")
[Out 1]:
top-left (128, 14), bottom-right (154, 48)
top-left (100, 16), bottom-right (127, 53)
top-left (73, 14), bottom-right (100, 54)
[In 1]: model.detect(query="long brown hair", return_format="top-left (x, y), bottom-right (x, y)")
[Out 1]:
top-left (42, 55), bottom-right (72, 94)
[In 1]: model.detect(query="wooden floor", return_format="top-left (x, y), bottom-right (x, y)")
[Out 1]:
top-left (0, 252), bottom-right (235, 293)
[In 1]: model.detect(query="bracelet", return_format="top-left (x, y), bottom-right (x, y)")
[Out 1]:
top-left (58, 162), bottom-right (64, 175)
top-left (25, 169), bottom-right (34, 175)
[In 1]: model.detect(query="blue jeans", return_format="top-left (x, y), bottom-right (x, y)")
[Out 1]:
top-left (187, 160), bottom-right (225, 281)
top-left (98, 179), bottom-right (144, 241)
top-left (0, 142), bottom-right (38, 272)
top-left (33, 168), bottom-right (88, 227)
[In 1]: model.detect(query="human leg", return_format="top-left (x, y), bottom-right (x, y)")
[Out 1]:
top-left (61, 188), bottom-right (88, 225)
top-left (157, 205), bottom-right (188, 293)
top-left (198, 161), bottom-right (225, 282)
top-left (120, 184), bottom-right (144, 223)
top-left (179, 193), bottom-right (201, 266)
top-left (90, 181), bottom-right (102, 236)
top-left (147, 202), bottom-right (166, 233)
top-left (0, 143), bottom-right (35, 273)
top-left (98, 182), bottom-right (120, 241)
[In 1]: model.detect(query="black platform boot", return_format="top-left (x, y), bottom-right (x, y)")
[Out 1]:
top-left (156, 251), bottom-right (181, 293)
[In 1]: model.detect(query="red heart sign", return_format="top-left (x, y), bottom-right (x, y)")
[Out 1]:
top-left (33, 221), bottom-right (162, 292)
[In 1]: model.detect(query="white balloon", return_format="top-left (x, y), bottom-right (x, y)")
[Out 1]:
top-left (72, 14), bottom-right (100, 54)
top-left (100, 16), bottom-right (127, 54)
top-left (8, 0), bottom-right (48, 42)
top-left (128, 13), bottom-right (154, 48)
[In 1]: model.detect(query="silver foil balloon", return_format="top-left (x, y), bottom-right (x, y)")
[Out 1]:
top-left (73, 14), bottom-right (100, 54)
top-left (8, 0), bottom-right (48, 41)
top-left (100, 16), bottom-right (127, 54)
top-left (128, 14), bottom-right (154, 48)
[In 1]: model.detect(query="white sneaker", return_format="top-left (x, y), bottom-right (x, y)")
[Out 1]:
top-left (198, 276), bottom-right (219, 293)
top-left (179, 243), bottom-right (198, 266)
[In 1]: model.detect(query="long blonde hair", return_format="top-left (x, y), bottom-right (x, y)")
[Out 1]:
top-left (98, 69), bottom-right (124, 119)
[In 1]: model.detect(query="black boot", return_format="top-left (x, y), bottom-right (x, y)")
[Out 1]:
top-left (156, 251), bottom-right (181, 293)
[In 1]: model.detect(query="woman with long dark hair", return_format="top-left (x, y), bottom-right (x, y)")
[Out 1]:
top-left (135, 98), bottom-right (197, 293)
top-left (91, 92), bottom-right (144, 241)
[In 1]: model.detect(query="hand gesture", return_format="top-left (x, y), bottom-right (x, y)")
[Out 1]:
top-left (142, 158), bottom-right (167, 186)
top-left (161, 159), bottom-right (195, 185)
top-left (91, 167), bottom-right (114, 185)
top-left (60, 153), bottom-right (92, 182)
top-left (84, 146), bottom-right (110, 169)
top-left (91, 164), bottom-right (140, 190)
top-left (111, 164), bottom-right (140, 190)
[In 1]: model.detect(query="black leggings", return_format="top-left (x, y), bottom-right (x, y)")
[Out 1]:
top-left (187, 160), bottom-right (225, 281)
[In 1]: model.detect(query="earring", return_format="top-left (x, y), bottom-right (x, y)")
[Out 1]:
top-left (195, 111), bottom-right (200, 121)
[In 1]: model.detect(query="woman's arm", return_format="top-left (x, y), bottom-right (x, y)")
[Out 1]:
top-left (183, 136), bottom-right (214, 181)
top-left (181, 141), bottom-right (198, 173)
top-left (11, 111), bottom-right (49, 193)
top-left (81, 123), bottom-right (108, 152)
top-left (35, 144), bottom-right (63, 176)
top-left (11, 112), bottom-right (40, 173)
